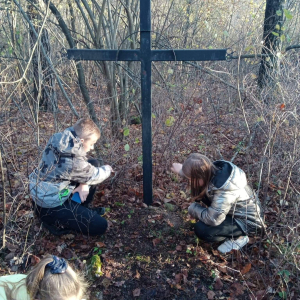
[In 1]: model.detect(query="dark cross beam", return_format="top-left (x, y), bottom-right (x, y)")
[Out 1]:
top-left (68, 0), bottom-right (227, 206)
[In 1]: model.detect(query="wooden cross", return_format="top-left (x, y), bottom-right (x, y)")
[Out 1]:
top-left (68, 0), bottom-right (227, 205)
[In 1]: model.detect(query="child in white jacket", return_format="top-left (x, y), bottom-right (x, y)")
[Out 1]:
top-left (171, 153), bottom-right (265, 253)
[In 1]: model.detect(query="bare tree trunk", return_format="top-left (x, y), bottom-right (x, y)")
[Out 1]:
top-left (258, 0), bottom-right (285, 88)
top-left (28, 2), bottom-right (57, 112)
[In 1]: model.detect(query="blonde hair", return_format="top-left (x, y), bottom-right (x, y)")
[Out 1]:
top-left (182, 153), bottom-right (217, 200)
top-left (25, 254), bottom-right (87, 300)
top-left (73, 118), bottom-right (100, 140)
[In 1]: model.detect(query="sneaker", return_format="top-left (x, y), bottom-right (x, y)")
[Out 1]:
top-left (90, 207), bottom-right (106, 216)
top-left (217, 236), bottom-right (249, 254)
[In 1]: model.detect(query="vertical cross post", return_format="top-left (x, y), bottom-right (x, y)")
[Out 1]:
top-left (140, 0), bottom-right (152, 204)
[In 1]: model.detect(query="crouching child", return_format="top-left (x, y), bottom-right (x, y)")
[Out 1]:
top-left (171, 153), bottom-right (265, 253)
top-left (29, 118), bottom-right (113, 236)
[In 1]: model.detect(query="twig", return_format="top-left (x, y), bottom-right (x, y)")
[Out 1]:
top-left (230, 44), bottom-right (300, 59)
top-left (0, 56), bottom-right (28, 61)
top-left (185, 61), bottom-right (239, 91)
top-left (0, 146), bottom-right (6, 249)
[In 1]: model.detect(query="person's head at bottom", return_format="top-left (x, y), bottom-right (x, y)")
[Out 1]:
top-left (26, 254), bottom-right (86, 300)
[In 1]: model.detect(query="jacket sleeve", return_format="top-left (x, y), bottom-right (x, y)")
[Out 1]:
top-left (68, 157), bottom-right (111, 184)
top-left (188, 190), bottom-right (238, 226)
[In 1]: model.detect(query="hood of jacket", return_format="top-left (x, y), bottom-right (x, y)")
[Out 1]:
top-left (211, 160), bottom-right (247, 192)
top-left (49, 127), bottom-right (86, 157)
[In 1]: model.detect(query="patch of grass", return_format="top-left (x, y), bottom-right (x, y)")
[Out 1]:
top-left (164, 203), bottom-right (176, 212)
top-left (135, 255), bottom-right (151, 263)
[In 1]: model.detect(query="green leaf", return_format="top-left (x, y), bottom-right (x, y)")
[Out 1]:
top-left (278, 291), bottom-right (287, 299)
top-left (223, 30), bottom-right (229, 37)
top-left (278, 270), bottom-right (290, 280)
top-left (272, 31), bottom-right (279, 36)
top-left (124, 144), bottom-right (130, 151)
top-left (168, 68), bottom-right (174, 74)
top-left (165, 116), bottom-right (175, 127)
top-left (152, 113), bottom-right (156, 119)
top-left (123, 127), bottom-right (130, 137)
top-left (275, 24), bottom-right (280, 30)
top-left (138, 155), bottom-right (143, 162)
top-left (132, 88), bottom-right (135, 94)
top-left (134, 137), bottom-right (139, 144)
top-left (283, 9), bottom-right (293, 20)
top-left (277, 190), bottom-right (282, 195)
top-left (280, 34), bottom-right (285, 42)
top-left (276, 10), bottom-right (282, 16)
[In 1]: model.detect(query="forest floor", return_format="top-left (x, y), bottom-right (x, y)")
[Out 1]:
top-left (0, 100), bottom-right (298, 300)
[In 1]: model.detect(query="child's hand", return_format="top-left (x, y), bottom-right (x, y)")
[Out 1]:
top-left (171, 163), bottom-right (183, 175)
top-left (72, 184), bottom-right (89, 202)
top-left (104, 165), bottom-right (114, 174)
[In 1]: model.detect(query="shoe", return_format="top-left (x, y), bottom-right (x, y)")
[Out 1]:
top-left (90, 207), bottom-right (106, 216)
top-left (217, 236), bottom-right (249, 254)
top-left (42, 222), bottom-right (73, 236)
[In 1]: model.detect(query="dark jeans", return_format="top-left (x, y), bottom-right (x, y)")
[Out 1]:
top-left (35, 159), bottom-right (107, 236)
top-left (194, 216), bottom-right (244, 242)
top-left (194, 195), bottom-right (244, 242)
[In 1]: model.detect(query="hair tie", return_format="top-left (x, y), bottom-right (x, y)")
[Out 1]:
top-left (46, 256), bottom-right (68, 274)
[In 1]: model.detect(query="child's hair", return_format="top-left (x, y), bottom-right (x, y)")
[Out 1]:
top-left (182, 153), bottom-right (217, 200)
top-left (73, 118), bottom-right (100, 140)
top-left (26, 254), bottom-right (87, 300)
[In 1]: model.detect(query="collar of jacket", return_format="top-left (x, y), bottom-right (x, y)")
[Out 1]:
top-left (211, 160), bottom-right (233, 188)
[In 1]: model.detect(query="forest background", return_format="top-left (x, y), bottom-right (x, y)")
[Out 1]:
top-left (0, 0), bottom-right (299, 299)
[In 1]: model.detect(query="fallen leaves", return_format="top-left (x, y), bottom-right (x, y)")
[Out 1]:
top-left (230, 282), bottom-right (245, 296)
top-left (114, 280), bottom-right (125, 287)
top-left (132, 288), bottom-right (141, 297)
top-left (214, 277), bottom-right (224, 290)
top-left (95, 242), bottom-right (106, 248)
top-left (152, 238), bottom-right (161, 247)
top-left (61, 248), bottom-right (74, 259)
top-left (134, 269), bottom-right (141, 279)
top-left (176, 245), bottom-right (182, 251)
top-left (241, 263), bottom-right (252, 275)
top-left (207, 290), bottom-right (215, 299)
top-left (102, 278), bottom-right (111, 289)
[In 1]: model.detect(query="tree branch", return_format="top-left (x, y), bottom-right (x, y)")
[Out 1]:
top-left (230, 44), bottom-right (300, 60)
